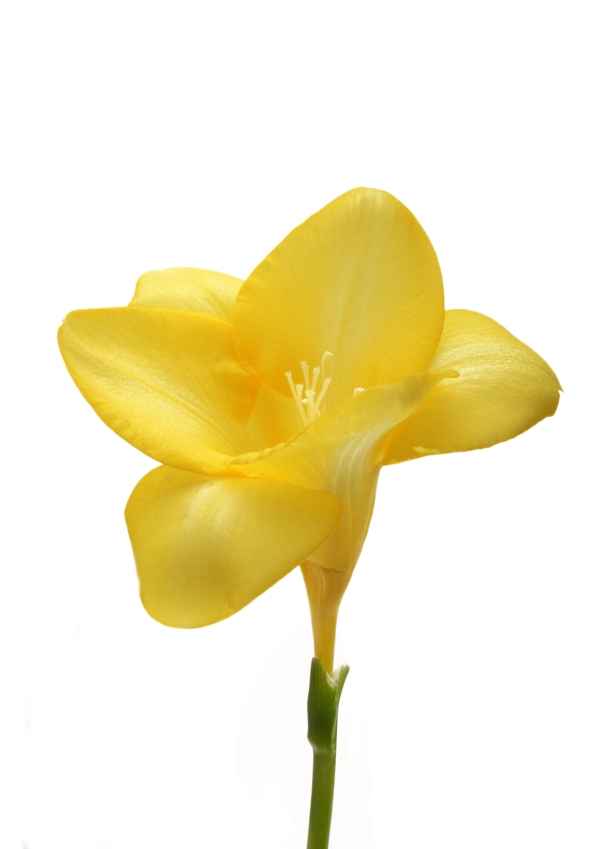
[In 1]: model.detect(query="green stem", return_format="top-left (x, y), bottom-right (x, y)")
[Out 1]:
top-left (306, 658), bottom-right (350, 849)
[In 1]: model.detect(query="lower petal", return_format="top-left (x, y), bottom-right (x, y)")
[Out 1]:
top-left (383, 309), bottom-right (561, 463)
top-left (125, 465), bottom-right (343, 628)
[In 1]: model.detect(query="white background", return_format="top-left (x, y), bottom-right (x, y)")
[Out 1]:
top-left (1, 1), bottom-right (598, 847)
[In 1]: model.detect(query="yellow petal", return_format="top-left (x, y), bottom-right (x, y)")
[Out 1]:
top-left (245, 381), bottom-right (302, 449)
top-left (229, 371), bottom-right (456, 572)
top-left (129, 267), bottom-right (243, 321)
top-left (58, 307), bottom-right (260, 475)
top-left (125, 465), bottom-right (343, 628)
top-left (383, 310), bottom-right (561, 463)
top-left (232, 188), bottom-right (445, 401)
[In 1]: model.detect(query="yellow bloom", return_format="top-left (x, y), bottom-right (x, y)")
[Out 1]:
top-left (58, 188), bottom-right (560, 671)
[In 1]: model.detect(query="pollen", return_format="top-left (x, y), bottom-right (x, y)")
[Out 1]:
top-left (285, 351), bottom-right (333, 425)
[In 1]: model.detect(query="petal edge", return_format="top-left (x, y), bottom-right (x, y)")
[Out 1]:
top-left (130, 267), bottom-right (243, 321)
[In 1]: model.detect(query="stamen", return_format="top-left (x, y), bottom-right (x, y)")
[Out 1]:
top-left (286, 372), bottom-right (307, 425)
top-left (295, 384), bottom-right (307, 425)
top-left (310, 367), bottom-right (320, 392)
top-left (285, 371), bottom-right (296, 396)
top-left (315, 376), bottom-right (332, 409)
top-left (285, 371), bottom-right (297, 399)
top-left (305, 389), bottom-right (318, 423)
top-left (286, 353), bottom-right (333, 428)
top-left (320, 352), bottom-right (334, 411)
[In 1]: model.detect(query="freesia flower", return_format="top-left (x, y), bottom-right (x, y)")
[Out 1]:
top-left (58, 188), bottom-right (560, 671)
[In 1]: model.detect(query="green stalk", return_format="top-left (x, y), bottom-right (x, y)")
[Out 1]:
top-left (306, 658), bottom-right (350, 849)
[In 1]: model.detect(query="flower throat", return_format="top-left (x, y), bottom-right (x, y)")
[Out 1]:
top-left (285, 351), bottom-right (332, 425)
top-left (285, 352), bottom-right (364, 427)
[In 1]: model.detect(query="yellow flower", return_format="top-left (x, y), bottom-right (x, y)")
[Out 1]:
top-left (58, 188), bottom-right (560, 671)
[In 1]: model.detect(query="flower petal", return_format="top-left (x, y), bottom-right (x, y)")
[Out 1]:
top-left (245, 381), bottom-right (302, 449)
top-left (383, 310), bottom-right (561, 463)
top-left (233, 188), bottom-right (445, 401)
top-left (229, 371), bottom-right (456, 571)
top-left (58, 307), bottom-right (260, 474)
top-left (129, 267), bottom-right (243, 321)
top-left (125, 465), bottom-right (343, 628)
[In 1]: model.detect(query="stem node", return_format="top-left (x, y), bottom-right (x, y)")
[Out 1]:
top-left (306, 658), bottom-right (349, 849)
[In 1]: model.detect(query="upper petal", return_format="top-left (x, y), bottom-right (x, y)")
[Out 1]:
top-left (125, 465), bottom-right (343, 628)
top-left (229, 371), bottom-right (456, 571)
top-left (232, 188), bottom-right (445, 401)
top-left (130, 267), bottom-right (243, 321)
top-left (58, 307), bottom-right (260, 475)
top-left (382, 309), bottom-right (561, 463)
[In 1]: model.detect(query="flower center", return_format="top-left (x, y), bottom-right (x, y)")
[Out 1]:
top-left (285, 351), bottom-right (333, 425)
top-left (285, 352), bottom-right (365, 426)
